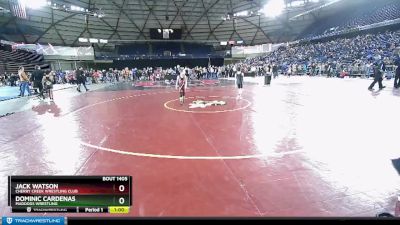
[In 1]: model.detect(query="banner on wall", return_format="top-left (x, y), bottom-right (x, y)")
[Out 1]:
top-left (5, 42), bottom-right (95, 60)
top-left (37, 44), bottom-right (94, 60)
top-left (231, 43), bottom-right (285, 57)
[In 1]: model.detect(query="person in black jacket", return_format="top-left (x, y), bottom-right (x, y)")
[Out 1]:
top-left (368, 62), bottom-right (386, 91)
top-left (272, 63), bottom-right (279, 79)
top-left (394, 63), bottom-right (400, 89)
top-left (31, 65), bottom-right (44, 98)
top-left (76, 67), bottom-right (89, 92)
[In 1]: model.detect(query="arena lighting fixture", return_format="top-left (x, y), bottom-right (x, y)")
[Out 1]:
top-left (157, 29), bottom-right (173, 33)
top-left (20, 0), bottom-right (47, 9)
top-left (99, 39), bottom-right (108, 44)
top-left (0, 6), bottom-right (10, 13)
top-left (70, 5), bottom-right (85, 12)
top-left (78, 38), bottom-right (88, 43)
top-left (261, 0), bottom-right (285, 18)
top-left (290, 0), bottom-right (304, 7)
top-left (220, 41), bottom-right (227, 46)
top-left (237, 40), bottom-right (244, 44)
top-left (89, 38), bottom-right (99, 43)
top-left (234, 10), bottom-right (248, 17)
top-left (46, 2), bottom-right (102, 17)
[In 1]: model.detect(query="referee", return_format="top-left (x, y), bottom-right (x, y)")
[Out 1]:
top-left (394, 59), bottom-right (400, 89)
top-left (31, 65), bottom-right (44, 98)
top-left (368, 61), bottom-right (386, 91)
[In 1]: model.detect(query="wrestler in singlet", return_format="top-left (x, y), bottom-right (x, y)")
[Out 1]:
top-left (176, 72), bottom-right (187, 104)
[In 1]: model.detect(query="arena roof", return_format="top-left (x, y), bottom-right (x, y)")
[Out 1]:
top-left (0, 0), bottom-right (350, 50)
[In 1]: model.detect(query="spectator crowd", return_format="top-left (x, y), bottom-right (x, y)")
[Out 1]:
top-left (241, 30), bottom-right (400, 78)
top-left (2, 29), bottom-right (400, 95)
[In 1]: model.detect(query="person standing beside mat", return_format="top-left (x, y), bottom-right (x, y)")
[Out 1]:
top-left (235, 67), bottom-right (244, 99)
top-left (176, 71), bottom-right (188, 105)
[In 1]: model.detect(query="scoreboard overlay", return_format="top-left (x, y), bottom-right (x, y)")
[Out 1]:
top-left (8, 176), bottom-right (132, 214)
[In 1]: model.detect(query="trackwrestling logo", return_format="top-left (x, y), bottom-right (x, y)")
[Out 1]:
top-left (188, 100), bottom-right (226, 109)
top-left (2, 217), bottom-right (64, 225)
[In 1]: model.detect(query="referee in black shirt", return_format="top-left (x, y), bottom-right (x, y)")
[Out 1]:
top-left (394, 59), bottom-right (400, 89)
top-left (31, 65), bottom-right (44, 98)
top-left (76, 67), bottom-right (89, 92)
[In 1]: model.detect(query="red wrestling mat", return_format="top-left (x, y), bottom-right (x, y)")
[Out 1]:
top-left (1, 78), bottom-right (399, 217)
top-left (134, 81), bottom-right (156, 87)
top-left (201, 80), bottom-right (220, 85)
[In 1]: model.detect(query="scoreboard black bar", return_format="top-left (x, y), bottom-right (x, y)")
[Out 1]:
top-left (129, 176), bottom-right (132, 206)
top-left (9, 176), bottom-right (130, 183)
top-left (12, 207), bottom-right (79, 213)
top-left (8, 176), bottom-right (11, 206)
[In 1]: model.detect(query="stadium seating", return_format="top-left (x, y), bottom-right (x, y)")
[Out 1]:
top-left (117, 44), bottom-right (149, 56)
top-left (99, 43), bottom-right (216, 60)
top-left (245, 29), bottom-right (400, 76)
top-left (152, 42), bottom-right (181, 56)
top-left (183, 43), bottom-right (212, 57)
top-left (0, 44), bottom-right (49, 73)
top-left (300, 0), bottom-right (400, 39)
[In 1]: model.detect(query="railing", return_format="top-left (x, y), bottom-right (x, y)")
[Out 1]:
top-left (96, 54), bottom-right (224, 60)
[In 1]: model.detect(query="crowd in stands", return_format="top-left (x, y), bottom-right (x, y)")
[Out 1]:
top-left (241, 30), bottom-right (400, 78)
top-left (3, 29), bottom-right (400, 90)
top-left (3, 24), bottom-right (400, 97)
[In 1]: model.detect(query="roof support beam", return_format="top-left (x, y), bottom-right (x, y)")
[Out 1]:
top-left (206, 20), bottom-right (225, 41)
top-left (34, 13), bottom-right (81, 43)
top-left (170, 0), bottom-right (194, 40)
top-left (239, 17), bottom-right (273, 43)
top-left (141, 0), bottom-right (164, 28)
top-left (168, 0), bottom-right (189, 29)
top-left (50, 7), bottom-right (66, 45)
top-left (12, 20), bottom-right (27, 43)
top-left (184, 0), bottom-right (221, 39)
top-left (110, 0), bottom-right (146, 40)
top-left (71, 27), bottom-right (87, 46)
top-left (99, 0), bottom-right (126, 51)
top-left (201, 0), bottom-right (219, 41)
